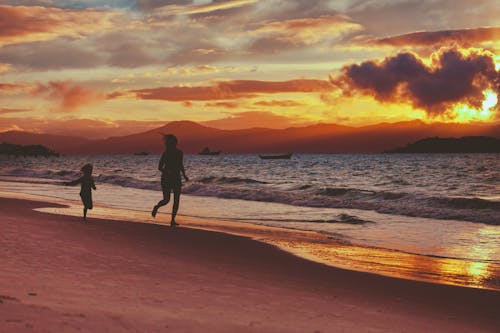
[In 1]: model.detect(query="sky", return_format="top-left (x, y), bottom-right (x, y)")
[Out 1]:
top-left (0, 0), bottom-right (499, 138)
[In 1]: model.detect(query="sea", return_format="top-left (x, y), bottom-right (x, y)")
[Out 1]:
top-left (1, 153), bottom-right (499, 289)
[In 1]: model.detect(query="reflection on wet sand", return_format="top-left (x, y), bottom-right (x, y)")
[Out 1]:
top-left (273, 239), bottom-right (499, 290)
top-left (8, 191), bottom-right (498, 291)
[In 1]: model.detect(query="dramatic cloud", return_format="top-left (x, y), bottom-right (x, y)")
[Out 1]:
top-left (332, 48), bottom-right (499, 117)
top-left (371, 27), bottom-right (500, 47)
top-left (33, 81), bottom-right (106, 112)
top-left (0, 5), bottom-right (119, 46)
top-left (132, 79), bottom-right (333, 101)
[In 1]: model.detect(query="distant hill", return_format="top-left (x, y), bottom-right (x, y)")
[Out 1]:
top-left (0, 121), bottom-right (499, 154)
top-left (0, 131), bottom-right (89, 153)
top-left (0, 142), bottom-right (59, 157)
top-left (386, 136), bottom-right (500, 153)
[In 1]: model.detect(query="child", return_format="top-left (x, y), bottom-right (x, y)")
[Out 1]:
top-left (66, 163), bottom-right (96, 221)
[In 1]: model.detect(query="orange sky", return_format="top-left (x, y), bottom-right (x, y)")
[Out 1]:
top-left (0, 1), bottom-right (499, 138)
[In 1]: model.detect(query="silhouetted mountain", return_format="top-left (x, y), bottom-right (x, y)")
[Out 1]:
top-left (0, 143), bottom-right (59, 157)
top-left (1, 121), bottom-right (499, 154)
top-left (386, 136), bottom-right (500, 153)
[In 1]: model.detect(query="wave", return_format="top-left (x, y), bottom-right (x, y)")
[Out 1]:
top-left (191, 213), bottom-right (374, 225)
top-left (182, 183), bottom-right (500, 225)
top-left (95, 175), bottom-right (159, 191)
top-left (433, 197), bottom-right (500, 210)
top-left (0, 168), bottom-right (81, 179)
top-left (198, 176), bottom-right (267, 185)
top-left (1, 168), bottom-right (498, 225)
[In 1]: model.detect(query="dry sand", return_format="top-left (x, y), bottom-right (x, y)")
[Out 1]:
top-left (0, 196), bottom-right (499, 332)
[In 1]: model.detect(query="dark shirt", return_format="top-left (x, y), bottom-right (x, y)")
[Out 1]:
top-left (159, 149), bottom-right (183, 178)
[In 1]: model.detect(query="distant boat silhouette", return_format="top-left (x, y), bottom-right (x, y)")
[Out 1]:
top-left (134, 151), bottom-right (149, 156)
top-left (259, 153), bottom-right (292, 160)
top-left (198, 147), bottom-right (221, 155)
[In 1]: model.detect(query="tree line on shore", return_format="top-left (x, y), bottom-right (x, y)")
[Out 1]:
top-left (0, 142), bottom-right (59, 157)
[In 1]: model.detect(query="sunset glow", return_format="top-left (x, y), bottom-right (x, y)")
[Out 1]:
top-left (0, 1), bottom-right (498, 138)
top-left (452, 90), bottom-right (498, 123)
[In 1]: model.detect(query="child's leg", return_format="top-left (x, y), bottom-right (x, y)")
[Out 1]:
top-left (83, 207), bottom-right (88, 220)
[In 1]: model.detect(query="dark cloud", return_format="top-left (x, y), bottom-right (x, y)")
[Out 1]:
top-left (332, 48), bottom-right (499, 116)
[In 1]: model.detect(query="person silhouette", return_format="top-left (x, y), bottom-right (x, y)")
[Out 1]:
top-left (151, 134), bottom-right (189, 226)
top-left (66, 163), bottom-right (96, 221)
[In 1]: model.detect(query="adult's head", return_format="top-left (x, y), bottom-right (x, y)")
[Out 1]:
top-left (163, 134), bottom-right (178, 149)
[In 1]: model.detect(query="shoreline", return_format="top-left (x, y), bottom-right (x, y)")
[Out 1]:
top-left (1, 194), bottom-right (499, 332)
top-left (2, 190), bottom-right (500, 291)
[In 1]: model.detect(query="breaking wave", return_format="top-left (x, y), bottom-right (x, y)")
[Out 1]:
top-left (1, 166), bottom-right (498, 225)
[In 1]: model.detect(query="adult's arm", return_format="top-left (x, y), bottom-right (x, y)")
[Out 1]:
top-left (180, 151), bottom-right (189, 181)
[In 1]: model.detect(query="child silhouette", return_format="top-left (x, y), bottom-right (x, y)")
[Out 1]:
top-left (66, 163), bottom-right (96, 221)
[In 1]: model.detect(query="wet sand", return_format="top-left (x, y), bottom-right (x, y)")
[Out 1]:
top-left (1, 196), bottom-right (499, 332)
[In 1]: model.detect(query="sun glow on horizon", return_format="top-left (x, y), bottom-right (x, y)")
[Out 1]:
top-left (452, 90), bottom-right (498, 123)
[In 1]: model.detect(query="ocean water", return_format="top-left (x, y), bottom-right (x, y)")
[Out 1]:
top-left (1, 153), bottom-right (499, 287)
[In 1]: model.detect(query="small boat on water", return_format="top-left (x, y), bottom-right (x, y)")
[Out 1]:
top-left (198, 147), bottom-right (221, 156)
top-left (259, 153), bottom-right (292, 160)
top-left (134, 151), bottom-right (149, 156)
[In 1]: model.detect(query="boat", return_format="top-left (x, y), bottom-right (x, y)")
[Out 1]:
top-left (134, 151), bottom-right (149, 156)
top-left (258, 153), bottom-right (292, 160)
top-left (198, 147), bottom-right (221, 156)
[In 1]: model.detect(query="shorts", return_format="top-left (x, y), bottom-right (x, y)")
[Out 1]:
top-left (161, 174), bottom-right (182, 196)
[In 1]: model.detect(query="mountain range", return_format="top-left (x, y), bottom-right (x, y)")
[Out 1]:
top-left (0, 120), bottom-right (499, 154)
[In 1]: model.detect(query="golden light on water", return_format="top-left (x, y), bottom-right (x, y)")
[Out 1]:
top-left (452, 89), bottom-right (498, 122)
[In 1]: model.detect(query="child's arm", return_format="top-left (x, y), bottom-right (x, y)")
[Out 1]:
top-left (65, 177), bottom-right (82, 186)
top-left (91, 178), bottom-right (96, 190)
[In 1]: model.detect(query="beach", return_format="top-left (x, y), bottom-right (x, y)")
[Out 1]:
top-left (1, 195), bottom-right (499, 332)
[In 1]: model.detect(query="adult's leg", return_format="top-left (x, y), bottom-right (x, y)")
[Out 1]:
top-left (152, 183), bottom-right (171, 217)
top-left (171, 188), bottom-right (181, 225)
top-left (156, 190), bottom-right (171, 207)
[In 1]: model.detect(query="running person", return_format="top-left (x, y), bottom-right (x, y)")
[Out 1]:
top-left (66, 163), bottom-right (96, 221)
top-left (151, 134), bottom-right (189, 226)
